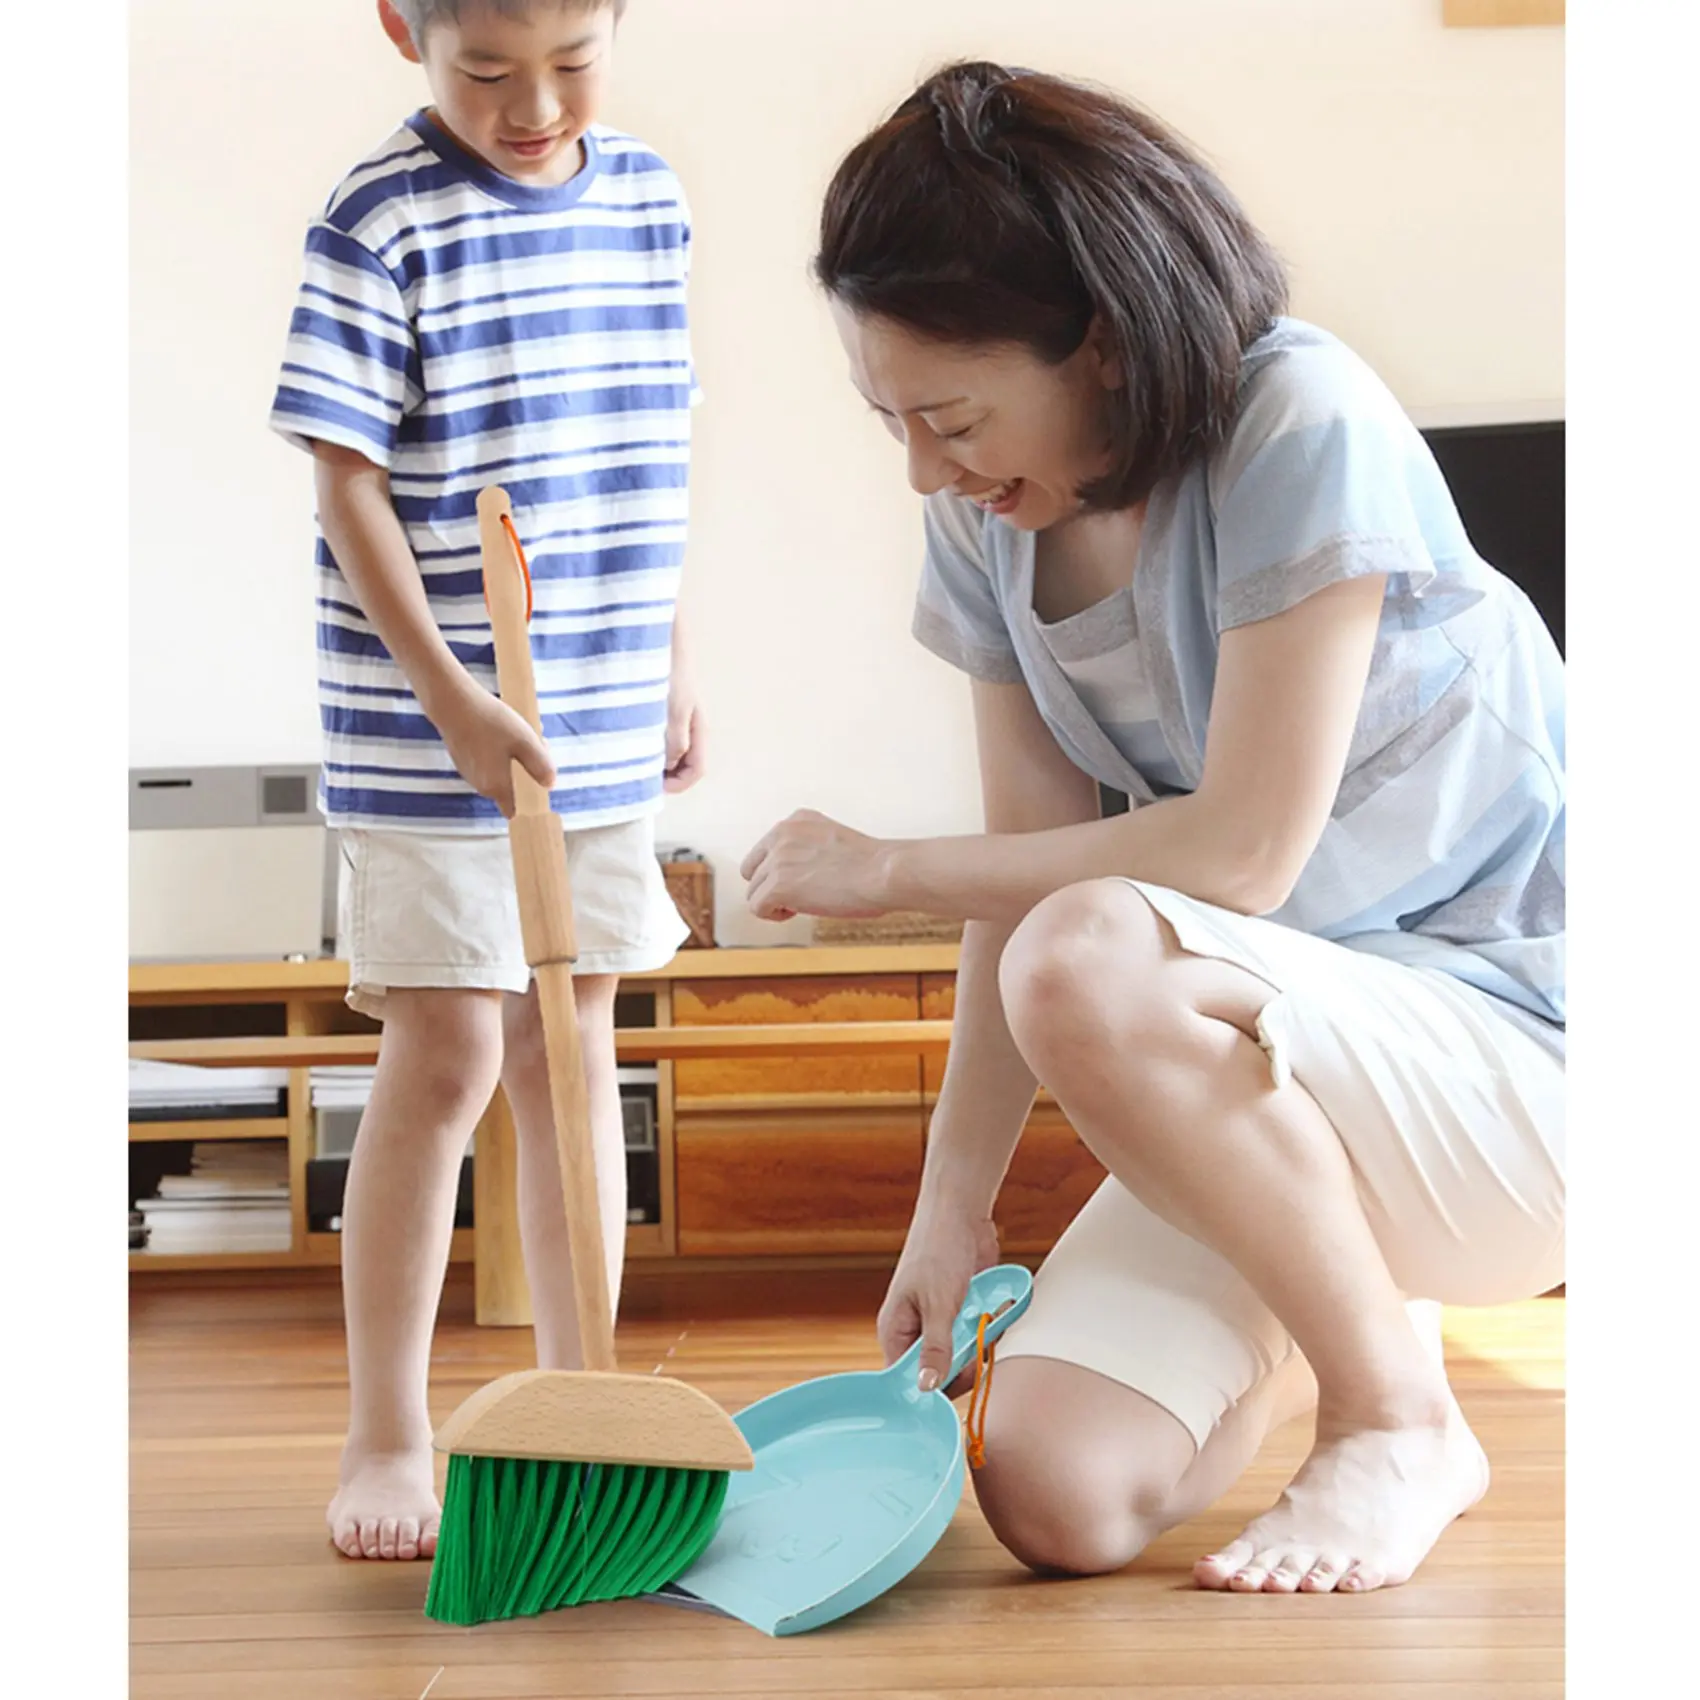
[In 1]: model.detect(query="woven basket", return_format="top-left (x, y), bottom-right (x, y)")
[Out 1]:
top-left (811, 911), bottom-right (964, 946)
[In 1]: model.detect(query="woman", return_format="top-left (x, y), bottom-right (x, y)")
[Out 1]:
top-left (740, 61), bottom-right (1564, 1597)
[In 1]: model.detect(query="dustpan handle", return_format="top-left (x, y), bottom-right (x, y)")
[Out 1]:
top-left (478, 485), bottom-right (617, 1373)
top-left (887, 1264), bottom-right (1034, 1392)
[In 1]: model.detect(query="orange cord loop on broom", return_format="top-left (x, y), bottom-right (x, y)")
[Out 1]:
top-left (485, 511), bottom-right (534, 623)
top-left (964, 1312), bottom-right (998, 1471)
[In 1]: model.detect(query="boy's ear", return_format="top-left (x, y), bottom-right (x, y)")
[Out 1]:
top-left (377, 0), bottom-right (423, 64)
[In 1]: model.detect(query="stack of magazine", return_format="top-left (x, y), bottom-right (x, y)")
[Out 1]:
top-left (129, 1059), bottom-right (288, 1122)
top-left (130, 1060), bottom-right (292, 1255)
top-left (134, 1141), bottom-right (292, 1255)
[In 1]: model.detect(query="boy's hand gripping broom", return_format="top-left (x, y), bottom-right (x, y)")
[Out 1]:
top-left (424, 486), bottom-right (752, 1627)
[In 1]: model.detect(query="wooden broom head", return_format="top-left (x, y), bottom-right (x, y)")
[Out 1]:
top-left (433, 1368), bottom-right (754, 1471)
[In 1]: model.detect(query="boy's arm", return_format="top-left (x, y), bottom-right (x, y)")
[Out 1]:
top-left (312, 442), bottom-right (556, 816)
top-left (663, 610), bottom-right (705, 793)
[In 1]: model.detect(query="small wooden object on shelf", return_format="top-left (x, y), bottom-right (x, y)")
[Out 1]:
top-left (660, 850), bottom-right (714, 948)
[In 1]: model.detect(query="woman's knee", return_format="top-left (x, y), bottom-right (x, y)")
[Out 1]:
top-left (970, 1361), bottom-right (1194, 1576)
top-left (998, 881), bottom-right (1171, 1065)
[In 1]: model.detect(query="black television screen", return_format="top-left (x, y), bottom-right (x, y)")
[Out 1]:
top-left (1097, 415), bottom-right (1564, 820)
top-left (1421, 420), bottom-right (1564, 655)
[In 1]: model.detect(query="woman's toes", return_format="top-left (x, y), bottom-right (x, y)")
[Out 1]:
top-left (378, 1517), bottom-right (400, 1560)
top-left (1228, 1564), bottom-right (1270, 1592)
top-left (1299, 1554), bottom-right (1350, 1593)
top-left (397, 1518), bottom-right (420, 1561)
top-left (1194, 1540), bottom-right (1255, 1589)
top-left (419, 1522), bottom-right (439, 1560)
top-left (1339, 1560), bottom-right (1387, 1593)
top-left (360, 1519), bottom-right (383, 1559)
top-left (1263, 1553), bottom-right (1316, 1594)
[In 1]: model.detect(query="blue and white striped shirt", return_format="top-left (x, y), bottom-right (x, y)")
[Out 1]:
top-left (270, 113), bottom-right (698, 830)
top-left (915, 320), bottom-right (1565, 1052)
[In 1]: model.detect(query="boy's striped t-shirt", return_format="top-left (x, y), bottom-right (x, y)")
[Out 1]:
top-left (269, 113), bottom-right (698, 831)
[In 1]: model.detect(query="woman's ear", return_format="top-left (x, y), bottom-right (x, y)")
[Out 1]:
top-left (1085, 314), bottom-right (1126, 392)
top-left (378, 0), bottom-right (423, 64)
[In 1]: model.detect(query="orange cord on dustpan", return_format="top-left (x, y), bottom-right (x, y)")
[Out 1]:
top-left (964, 1312), bottom-right (998, 1471)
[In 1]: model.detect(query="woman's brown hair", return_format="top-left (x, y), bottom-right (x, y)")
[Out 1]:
top-left (816, 61), bottom-right (1288, 509)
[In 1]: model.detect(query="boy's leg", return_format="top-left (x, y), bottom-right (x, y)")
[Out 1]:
top-left (329, 986), bottom-right (506, 1560)
top-left (500, 974), bottom-right (627, 1368)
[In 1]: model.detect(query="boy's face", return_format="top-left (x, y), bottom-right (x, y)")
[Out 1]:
top-left (380, 2), bottom-right (617, 186)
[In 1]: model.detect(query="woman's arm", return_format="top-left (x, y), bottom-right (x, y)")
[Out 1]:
top-left (917, 676), bottom-right (1103, 1219)
top-left (873, 677), bottom-right (1101, 1387)
top-left (745, 572), bottom-right (1386, 923)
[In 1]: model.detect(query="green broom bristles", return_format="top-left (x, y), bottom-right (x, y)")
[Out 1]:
top-left (424, 1453), bottom-right (731, 1626)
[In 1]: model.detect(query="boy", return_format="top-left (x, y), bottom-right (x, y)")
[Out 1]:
top-left (269, 0), bottom-right (701, 1561)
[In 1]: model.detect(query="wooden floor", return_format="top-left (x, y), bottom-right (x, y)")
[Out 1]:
top-left (130, 1268), bottom-right (1564, 1698)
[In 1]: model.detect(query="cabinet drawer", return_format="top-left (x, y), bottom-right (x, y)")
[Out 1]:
top-left (673, 975), bottom-right (922, 1107)
top-left (675, 1108), bottom-right (924, 1256)
top-left (987, 1106), bottom-right (1108, 1255)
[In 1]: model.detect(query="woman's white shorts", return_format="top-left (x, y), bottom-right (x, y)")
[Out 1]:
top-left (993, 880), bottom-right (1565, 1450)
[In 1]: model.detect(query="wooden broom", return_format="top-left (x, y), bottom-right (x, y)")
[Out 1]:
top-left (424, 486), bottom-right (752, 1626)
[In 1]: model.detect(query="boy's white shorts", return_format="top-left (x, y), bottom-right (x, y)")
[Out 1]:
top-left (335, 815), bottom-right (689, 1019)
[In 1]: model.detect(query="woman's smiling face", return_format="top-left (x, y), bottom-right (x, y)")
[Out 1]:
top-left (831, 301), bottom-right (1126, 530)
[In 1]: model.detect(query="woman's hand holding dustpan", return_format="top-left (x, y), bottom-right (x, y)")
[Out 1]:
top-left (878, 1206), bottom-right (1006, 1398)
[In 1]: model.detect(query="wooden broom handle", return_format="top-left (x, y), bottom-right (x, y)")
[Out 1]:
top-left (478, 485), bottom-right (617, 1373)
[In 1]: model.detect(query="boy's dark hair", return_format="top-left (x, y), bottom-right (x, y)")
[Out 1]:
top-left (392, 0), bottom-right (626, 44)
top-left (815, 61), bottom-right (1288, 510)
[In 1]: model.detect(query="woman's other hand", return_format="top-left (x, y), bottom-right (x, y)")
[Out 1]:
top-left (741, 809), bottom-right (897, 922)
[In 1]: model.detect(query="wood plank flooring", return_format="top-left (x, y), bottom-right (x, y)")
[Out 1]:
top-left (130, 1269), bottom-right (1564, 1698)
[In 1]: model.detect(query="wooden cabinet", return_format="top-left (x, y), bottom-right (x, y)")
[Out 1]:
top-left (130, 943), bottom-right (1107, 1287)
top-left (673, 974), bottom-right (922, 1108)
top-left (676, 1108), bottom-right (924, 1256)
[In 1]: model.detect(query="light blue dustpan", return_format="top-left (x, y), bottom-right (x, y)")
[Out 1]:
top-left (654, 1264), bottom-right (1033, 1636)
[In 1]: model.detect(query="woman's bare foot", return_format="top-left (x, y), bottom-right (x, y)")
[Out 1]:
top-left (1194, 1397), bottom-right (1489, 1595)
top-left (327, 1448), bottom-right (441, 1560)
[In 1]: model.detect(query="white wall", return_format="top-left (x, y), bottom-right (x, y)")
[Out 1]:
top-left (129, 0), bottom-right (1562, 944)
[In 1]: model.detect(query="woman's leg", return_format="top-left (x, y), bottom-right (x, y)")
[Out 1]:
top-left (995, 881), bottom-right (1491, 1594)
top-left (972, 1350), bottom-right (1317, 1576)
top-left (500, 974), bottom-right (627, 1368)
top-left (329, 987), bottom-right (504, 1560)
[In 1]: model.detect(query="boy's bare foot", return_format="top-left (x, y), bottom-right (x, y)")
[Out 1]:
top-left (328, 1448), bottom-right (440, 1560)
top-left (1193, 1399), bottom-right (1489, 1595)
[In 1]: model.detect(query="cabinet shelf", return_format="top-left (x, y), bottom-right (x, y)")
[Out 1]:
top-left (126, 947), bottom-right (1092, 1308)
top-left (128, 1117), bottom-right (290, 1144)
